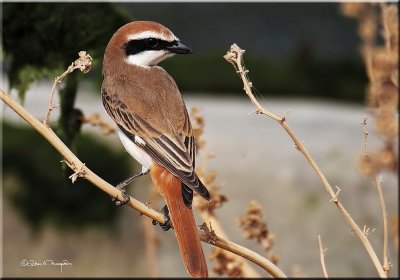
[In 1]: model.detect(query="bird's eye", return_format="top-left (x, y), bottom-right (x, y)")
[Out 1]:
top-left (146, 38), bottom-right (159, 48)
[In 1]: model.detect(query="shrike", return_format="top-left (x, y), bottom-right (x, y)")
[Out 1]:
top-left (102, 21), bottom-right (210, 278)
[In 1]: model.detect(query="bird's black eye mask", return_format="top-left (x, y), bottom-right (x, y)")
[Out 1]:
top-left (124, 38), bottom-right (178, 56)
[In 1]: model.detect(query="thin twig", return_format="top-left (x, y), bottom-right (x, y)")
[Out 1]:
top-left (0, 88), bottom-right (286, 278)
top-left (43, 51), bottom-right (93, 126)
top-left (44, 66), bottom-right (69, 126)
top-left (373, 175), bottom-right (390, 275)
top-left (224, 43), bottom-right (387, 278)
top-left (198, 205), bottom-right (262, 277)
top-left (199, 229), bottom-right (287, 278)
top-left (379, 3), bottom-right (392, 54)
top-left (318, 235), bottom-right (329, 278)
top-left (81, 112), bottom-right (116, 135)
top-left (361, 116), bottom-right (369, 155)
top-left (361, 117), bottom-right (390, 275)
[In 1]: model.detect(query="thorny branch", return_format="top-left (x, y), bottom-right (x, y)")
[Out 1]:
top-left (224, 43), bottom-right (387, 278)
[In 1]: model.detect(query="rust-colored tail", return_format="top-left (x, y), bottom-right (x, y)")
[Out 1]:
top-left (151, 164), bottom-right (208, 278)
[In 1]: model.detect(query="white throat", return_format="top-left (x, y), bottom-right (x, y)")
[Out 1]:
top-left (126, 50), bottom-right (175, 67)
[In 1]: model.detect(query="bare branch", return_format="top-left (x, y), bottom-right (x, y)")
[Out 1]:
top-left (361, 116), bottom-right (369, 155)
top-left (81, 112), bottom-right (116, 135)
top-left (373, 175), bottom-right (390, 275)
top-left (200, 224), bottom-right (287, 278)
top-left (44, 51), bottom-right (93, 126)
top-left (224, 43), bottom-right (387, 278)
top-left (318, 235), bottom-right (329, 278)
top-left (361, 117), bottom-right (390, 275)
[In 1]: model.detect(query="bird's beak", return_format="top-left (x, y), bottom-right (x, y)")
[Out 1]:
top-left (166, 41), bottom-right (194, 54)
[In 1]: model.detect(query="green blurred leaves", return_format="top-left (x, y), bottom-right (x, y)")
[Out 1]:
top-left (3, 2), bottom-right (130, 100)
top-left (2, 3), bottom-right (134, 230)
top-left (3, 121), bottom-right (134, 231)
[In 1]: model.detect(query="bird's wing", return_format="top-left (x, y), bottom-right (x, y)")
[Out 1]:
top-left (102, 74), bottom-right (210, 201)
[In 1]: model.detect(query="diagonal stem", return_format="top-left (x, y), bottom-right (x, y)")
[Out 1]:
top-left (224, 43), bottom-right (387, 278)
top-left (318, 235), bottom-right (329, 278)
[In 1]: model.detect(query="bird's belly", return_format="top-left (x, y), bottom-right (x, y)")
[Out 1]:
top-left (117, 130), bottom-right (153, 170)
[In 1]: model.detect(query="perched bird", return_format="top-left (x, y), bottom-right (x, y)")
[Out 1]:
top-left (101, 21), bottom-right (210, 278)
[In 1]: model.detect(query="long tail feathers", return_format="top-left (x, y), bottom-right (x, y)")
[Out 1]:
top-left (151, 165), bottom-right (208, 278)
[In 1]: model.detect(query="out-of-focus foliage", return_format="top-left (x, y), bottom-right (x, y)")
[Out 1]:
top-left (2, 2), bottom-right (130, 99)
top-left (2, 3), bottom-right (134, 231)
top-left (3, 2), bottom-right (131, 149)
top-left (123, 2), bottom-right (368, 102)
top-left (341, 3), bottom-right (399, 175)
top-left (163, 52), bottom-right (366, 102)
top-left (3, 121), bottom-right (133, 230)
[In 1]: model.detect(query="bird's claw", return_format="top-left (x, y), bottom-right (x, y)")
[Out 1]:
top-left (152, 205), bottom-right (171, 231)
top-left (112, 184), bottom-right (130, 207)
top-left (111, 170), bottom-right (149, 207)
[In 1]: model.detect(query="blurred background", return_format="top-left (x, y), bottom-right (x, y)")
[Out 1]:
top-left (1, 2), bottom-right (398, 278)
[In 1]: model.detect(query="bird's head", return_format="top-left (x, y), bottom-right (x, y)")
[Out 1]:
top-left (104, 21), bottom-right (193, 68)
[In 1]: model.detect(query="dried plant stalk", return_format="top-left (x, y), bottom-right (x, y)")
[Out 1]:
top-left (373, 176), bottom-right (390, 274)
top-left (199, 224), bottom-right (286, 278)
top-left (360, 118), bottom-right (391, 275)
top-left (44, 51), bottom-right (92, 126)
top-left (318, 235), bottom-right (329, 278)
top-left (342, 2), bottom-right (399, 175)
top-left (81, 112), bottom-right (116, 135)
top-left (224, 43), bottom-right (386, 278)
top-left (343, 3), bottom-right (397, 275)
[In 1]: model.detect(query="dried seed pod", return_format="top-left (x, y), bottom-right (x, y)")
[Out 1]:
top-left (358, 154), bottom-right (379, 177)
top-left (341, 3), bottom-right (368, 18)
top-left (237, 201), bottom-right (277, 255)
top-left (376, 146), bottom-right (398, 170)
top-left (366, 82), bottom-right (381, 109)
top-left (390, 67), bottom-right (398, 87)
top-left (378, 82), bottom-right (399, 111)
top-left (209, 248), bottom-right (244, 277)
top-left (374, 111), bottom-right (398, 140)
top-left (359, 14), bottom-right (377, 43)
top-left (371, 48), bottom-right (397, 82)
top-left (383, 5), bottom-right (399, 44)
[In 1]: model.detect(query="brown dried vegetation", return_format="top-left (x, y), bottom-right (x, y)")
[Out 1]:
top-left (341, 3), bottom-right (399, 176)
top-left (237, 200), bottom-right (279, 264)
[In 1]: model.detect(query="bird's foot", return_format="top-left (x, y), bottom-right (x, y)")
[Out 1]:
top-left (112, 183), bottom-right (130, 207)
top-left (152, 205), bottom-right (172, 231)
top-left (111, 169), bottom-right (149, 207)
